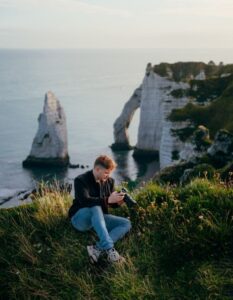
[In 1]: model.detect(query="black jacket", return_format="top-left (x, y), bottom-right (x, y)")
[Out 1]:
top-left (68, 170), bottom-right (119, 219)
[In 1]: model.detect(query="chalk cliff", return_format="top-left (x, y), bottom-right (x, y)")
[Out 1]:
top-left (112, 61), bottom-right (233, 169)
top-left (134, 68), bottom-right (190, 167)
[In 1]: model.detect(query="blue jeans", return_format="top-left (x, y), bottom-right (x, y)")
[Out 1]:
top-left (71, 205), bottom-right (132, 250)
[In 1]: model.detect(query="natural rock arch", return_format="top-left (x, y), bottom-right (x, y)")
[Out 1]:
top-left (111, 85), bottom-right (142, 150)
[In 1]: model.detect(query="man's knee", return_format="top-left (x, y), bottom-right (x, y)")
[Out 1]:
top-left (71, 219), bottom-right (88, 232)
top-left (71, 210), bottom-right (92, 232)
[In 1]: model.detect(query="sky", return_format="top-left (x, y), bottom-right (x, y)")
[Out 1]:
top-left (0, 0), bottom-right (233, 49)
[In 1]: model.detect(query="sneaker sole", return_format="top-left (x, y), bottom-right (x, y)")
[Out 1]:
top-left (89, 256), bottom-right (96, 264)
top-left (87, 246), bottom-right (98, 264)
top-left (107, 256), bottom-right (126, 264)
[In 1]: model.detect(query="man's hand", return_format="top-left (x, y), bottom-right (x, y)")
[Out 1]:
top-left (117, 199), bottom-right (124, 206)
top-left (108, 191), bottom-right (125, 204)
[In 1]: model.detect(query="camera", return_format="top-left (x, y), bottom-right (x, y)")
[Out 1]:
top-left (120, 187), bottom-right (138, 208)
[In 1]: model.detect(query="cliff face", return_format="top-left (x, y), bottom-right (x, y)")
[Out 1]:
top-left (137, 70), bottom-right (190, 168)
top-left (113, 61), bottom-right (233, 169)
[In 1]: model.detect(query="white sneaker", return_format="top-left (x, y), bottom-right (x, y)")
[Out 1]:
top-left (106, 247), bottom-right (126, 263)
top-left (87, 245), bottom-right (103, 264)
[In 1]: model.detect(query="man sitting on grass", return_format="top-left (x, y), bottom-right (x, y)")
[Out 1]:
top-left (68, 155), bottom-right (132, 264)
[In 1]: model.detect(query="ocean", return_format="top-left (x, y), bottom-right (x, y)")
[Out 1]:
top-left (0, 48), bottom-right (232, 208)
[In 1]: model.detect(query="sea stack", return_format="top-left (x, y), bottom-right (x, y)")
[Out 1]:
top-left (23, 91), bottom-right (69, 168)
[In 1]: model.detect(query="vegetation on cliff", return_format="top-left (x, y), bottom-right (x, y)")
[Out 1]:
top-left (1, 178), bottom-right (233, 299)
top-left (165, 62), bottom-right (233, 142)
top-left (153, 61), bottom-right (233, 82)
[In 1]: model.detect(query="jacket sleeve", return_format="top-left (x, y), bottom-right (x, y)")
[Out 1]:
top-left (108, 178), bottom-right (120, 208)
top-left (74, 177), bottom-right (103, 207)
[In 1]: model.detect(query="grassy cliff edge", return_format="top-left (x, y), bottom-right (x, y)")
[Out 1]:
top-left (0, 178), bottom-right (233, 299)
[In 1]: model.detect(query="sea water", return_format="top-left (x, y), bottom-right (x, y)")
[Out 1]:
top-left (0, 48), bottom-right (232, 207)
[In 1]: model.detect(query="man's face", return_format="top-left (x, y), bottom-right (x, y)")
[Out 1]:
top-left (95, 166), bottom-right (113, 182)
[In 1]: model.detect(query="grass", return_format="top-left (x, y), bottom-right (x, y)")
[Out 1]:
top-left (153, 62), bottom-right (233, 82)
top-left (169, 96), bottom-right (233, 140)
top-left (0, 178), bottom-right (233, 299)
top-left (169, 77), bottom-right (233, 140)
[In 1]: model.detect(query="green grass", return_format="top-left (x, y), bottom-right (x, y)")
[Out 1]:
top-left (169, 96), bottom-right (233, 140)
top-left (153, 62), bottom-right (233, 82)
top-left (171, 75), bottom-right (233, 103)
top-left (0, 178), bottom-right (233, 299)
top-left (169, 75), bottom-right (233, 141)
top-left (156, 64), bottom-right (233, 142)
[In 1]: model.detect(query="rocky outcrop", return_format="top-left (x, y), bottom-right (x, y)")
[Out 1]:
top-left (179, 125), bottom-right (211, 163)
top-left (195, 70), bottom-right (206, 80)
top-left (113, 61), bottom-right (233, 169)
top-left (111, 86), bottom-right (141, 150)
top-left (207, 129), bottom-right (233, 158)
top-left (23, 91), bottom-right (69, 167)
top-left (154, 128), bottom-right (233, 185)
top-left (113, 64), bottom-right (192, 164)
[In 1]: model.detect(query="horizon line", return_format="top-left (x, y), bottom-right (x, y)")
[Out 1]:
top-left (0, 47), bottom-right (233, 50)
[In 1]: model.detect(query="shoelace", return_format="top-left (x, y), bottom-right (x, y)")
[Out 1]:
top-left (107, 247), bottom-right (115, 253)
top-left (108, 248), bottom-right (119, 258)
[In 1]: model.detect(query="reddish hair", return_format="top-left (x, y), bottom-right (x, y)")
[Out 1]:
top-left (94, 155), bottom-right (117, 170)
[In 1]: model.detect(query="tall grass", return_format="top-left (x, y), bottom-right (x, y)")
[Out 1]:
top-left (0, 178), bottom-right (232, 299)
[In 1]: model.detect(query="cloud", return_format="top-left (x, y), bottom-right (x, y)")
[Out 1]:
top-left (70, 0), bottom-right (132, 17)
top-left (0, 0), bottom-right (17, 8)
top-left (144, 0), bottom-right (233, 18)
top-left (0, 0), bottom-right (132, 17)
top-left (1, 0), bottom-right (232, 19)
top-left (1, 0), bottom-right (232, 49)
